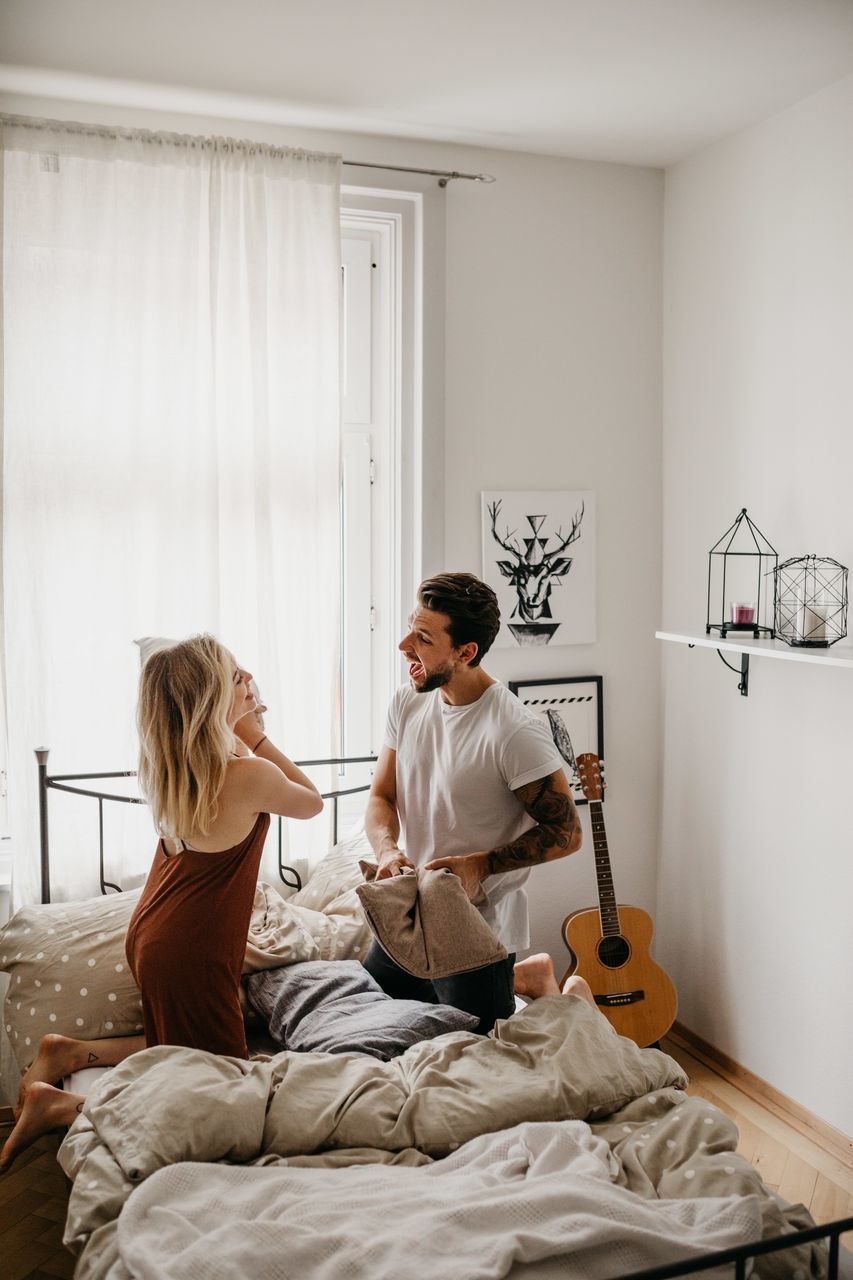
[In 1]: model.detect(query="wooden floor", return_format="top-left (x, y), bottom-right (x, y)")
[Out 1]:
top-left (0, 1120), bottom-right (75, 1280)
top-left (0, 1041), bottom-right (851, 1278)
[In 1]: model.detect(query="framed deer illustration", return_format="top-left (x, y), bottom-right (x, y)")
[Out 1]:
top-left (481, 490), bottom-right (596, 646)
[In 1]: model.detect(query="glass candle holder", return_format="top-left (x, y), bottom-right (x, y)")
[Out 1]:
top-left (729, 601), bottom-right (756, 628)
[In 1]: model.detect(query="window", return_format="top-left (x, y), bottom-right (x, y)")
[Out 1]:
top-left (340, 191), bottom-right (422, 759)
top-left (0, 167), bottom-right (428, 891)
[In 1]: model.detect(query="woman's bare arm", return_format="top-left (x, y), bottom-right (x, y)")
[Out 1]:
top-left (233, 712), bottom-right (323, 819)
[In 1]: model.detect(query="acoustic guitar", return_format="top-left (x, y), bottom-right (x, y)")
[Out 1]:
top-left (560, 752), bottom-right (677, 1047)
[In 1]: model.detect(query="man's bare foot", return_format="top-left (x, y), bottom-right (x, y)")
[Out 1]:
top-left (513, 953), bottom-right (561, 1000)
top-left (561, 973), bottom-right (598, 1011)
top-left (0, 1082), bottom-right (84, 1175)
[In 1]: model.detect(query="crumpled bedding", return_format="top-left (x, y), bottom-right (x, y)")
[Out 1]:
top-left (56, 995), bottom-right (826, 1280)
top-left (111, 1124), bottom-right (763, 1280)
top-left (243, 852), bottom-right (372, 972)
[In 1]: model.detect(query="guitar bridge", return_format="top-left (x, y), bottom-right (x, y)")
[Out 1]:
top-left (595, 990), bottom-right (645, 1007)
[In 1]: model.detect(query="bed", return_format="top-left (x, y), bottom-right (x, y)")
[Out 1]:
top-left (2, 755), bottom-right (851, 1280)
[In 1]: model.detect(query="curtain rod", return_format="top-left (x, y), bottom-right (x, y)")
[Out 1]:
top-left (343, 160), bottom-right (495, 187)
top-left (0, 114), bottom-right (496, 186)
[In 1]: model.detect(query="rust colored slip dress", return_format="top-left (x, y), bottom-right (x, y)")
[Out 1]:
top-left (125, 812), bottom-right (270, 1059)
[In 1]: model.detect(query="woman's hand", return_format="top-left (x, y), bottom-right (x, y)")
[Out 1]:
top-left (233, 708), bottom-right (265, 748)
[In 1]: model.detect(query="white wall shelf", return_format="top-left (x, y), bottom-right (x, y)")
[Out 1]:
top-left (656, 628), bottom-right (853, 696)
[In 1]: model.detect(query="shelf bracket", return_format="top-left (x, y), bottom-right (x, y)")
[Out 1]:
top-left (716, 648), bottom-right (750, 696)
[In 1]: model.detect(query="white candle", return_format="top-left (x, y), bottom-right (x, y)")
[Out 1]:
top-left (797, 594), bottom-right (828, 642)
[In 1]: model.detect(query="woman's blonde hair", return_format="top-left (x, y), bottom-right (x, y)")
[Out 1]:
top-left (137, 634), bottom-right (235, 837)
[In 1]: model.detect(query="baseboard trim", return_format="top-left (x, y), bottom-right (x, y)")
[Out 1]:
top-left (668, 1020), bottom-right (853, 1170)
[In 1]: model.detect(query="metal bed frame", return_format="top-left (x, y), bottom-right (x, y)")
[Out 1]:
top-left (35, 747), bottom-right (377, 904)
top-left (29, 750), bottom-right (853, 1278)
top-left (620, 1215), bottom-right (853, 1278)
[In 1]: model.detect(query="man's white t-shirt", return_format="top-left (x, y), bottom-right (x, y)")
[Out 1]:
top-left (385, 681), bottom-right (564, 952)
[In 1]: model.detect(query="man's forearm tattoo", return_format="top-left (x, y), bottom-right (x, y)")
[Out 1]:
top-left (484, 775), bottom-right (582, 875)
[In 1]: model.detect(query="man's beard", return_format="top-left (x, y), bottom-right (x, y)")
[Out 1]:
top-left (417, 670), bottom-right (452, 693)
top-left (413, 660), bottom-right (455, 693)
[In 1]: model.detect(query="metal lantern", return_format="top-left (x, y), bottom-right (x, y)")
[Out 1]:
top-left (706, 508), bottom-right (777, 639)
top-left (773, 555), bottom-right (848, 648)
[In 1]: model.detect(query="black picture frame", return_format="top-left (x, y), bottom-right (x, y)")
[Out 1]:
top-left (508, 675), bottom-right (604, 805)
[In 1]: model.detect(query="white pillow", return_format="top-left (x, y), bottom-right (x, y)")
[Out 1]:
top-left (291, 828), bottom-right (373, 912)
top-left (134, 636), bottom-right (267, 720)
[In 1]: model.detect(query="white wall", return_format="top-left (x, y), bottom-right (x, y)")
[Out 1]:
top-left (1, 89), bottom-right (665, 974)
top-left (440, 150), bottom-right (664, 968)
top-left (659, 73), bottom-right (853, 1138)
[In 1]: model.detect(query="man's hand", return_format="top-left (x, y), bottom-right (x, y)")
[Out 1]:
top-left (375, 850), bottom-right (415, 880)
top-left (423, 852), bottom-right (488, 901)
top-left (366, 746), bottom-right (407, 877)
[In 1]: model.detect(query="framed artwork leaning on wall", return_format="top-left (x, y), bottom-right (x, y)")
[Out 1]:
top-left (508, 675), bottom-right (604, 805)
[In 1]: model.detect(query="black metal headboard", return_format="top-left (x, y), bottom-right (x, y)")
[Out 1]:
top-left (35, 748), bottom-right (376, 904)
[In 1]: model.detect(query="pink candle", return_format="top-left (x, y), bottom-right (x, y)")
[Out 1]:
top-left (730, 603), bottom-right (755, 626)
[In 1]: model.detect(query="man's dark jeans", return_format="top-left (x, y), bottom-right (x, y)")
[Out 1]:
top-left (363, 939), bottom-right (516, 1034)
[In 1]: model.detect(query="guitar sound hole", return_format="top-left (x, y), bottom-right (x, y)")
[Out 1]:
top-left (597, 936), bottom-right (630, 968)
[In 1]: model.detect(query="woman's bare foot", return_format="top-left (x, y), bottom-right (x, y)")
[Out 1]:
top-left (561, 973), bottom-right (598, 1011)
top-left (16, 1034), bottom-right (91, 1116)
top-left (16, 1032), bottom-right (144, 1117)
top-left (513, 953), bottom-right (562, 1000)
top-left (0, 1082), bottom-right (84, 1175)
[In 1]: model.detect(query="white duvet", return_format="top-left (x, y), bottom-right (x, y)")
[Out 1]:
top-left (116, 1122), bottom-right (761, 1280)
top-left (59, 996), bottom-right (826, 1280)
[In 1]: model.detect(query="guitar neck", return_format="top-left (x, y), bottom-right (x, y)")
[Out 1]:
top-left (589, 800), bottom-right (620, 935)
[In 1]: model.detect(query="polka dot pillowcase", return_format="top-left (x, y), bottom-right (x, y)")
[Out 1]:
top-left (0, 889), bottom-right (144, 1073)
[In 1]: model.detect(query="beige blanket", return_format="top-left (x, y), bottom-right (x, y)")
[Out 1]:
top-left (57, 996), bottom-right (824, 1280)
top-left (106, 1125), bottom-right (763, 1280)
top-left (355, 861), bottom-right (507, 977)
top-left (243, 875), bottom-right (370, 971)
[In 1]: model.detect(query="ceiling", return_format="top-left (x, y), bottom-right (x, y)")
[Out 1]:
top-left (2, 0), bottom-right (853, 167)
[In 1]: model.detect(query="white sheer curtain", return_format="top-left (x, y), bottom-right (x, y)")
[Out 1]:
top-left (1, 116), bottom-right (342, 905)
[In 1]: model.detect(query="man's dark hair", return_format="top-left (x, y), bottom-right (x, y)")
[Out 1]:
top-left (417, 572), bottom-right (501, 666)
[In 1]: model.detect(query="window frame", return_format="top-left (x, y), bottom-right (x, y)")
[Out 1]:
top-left (340, 189), bottom-right (426, 755)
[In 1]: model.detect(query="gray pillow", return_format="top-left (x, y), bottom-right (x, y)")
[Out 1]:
top-left (246, 961), bottom-right (479, 1060)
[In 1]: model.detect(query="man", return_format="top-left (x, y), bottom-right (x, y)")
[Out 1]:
top-left (364, 571), bottom-right (583, 1031)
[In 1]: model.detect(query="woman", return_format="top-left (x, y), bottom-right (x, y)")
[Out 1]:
top-left (1, 634), bottom-right (322, 1173)
top-left (127, 634), bottom-right (323, 1057)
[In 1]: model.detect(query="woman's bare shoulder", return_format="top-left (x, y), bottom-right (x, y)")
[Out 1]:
top-left (223, 754), bottom-right (267, 784)
top-left (222, 755), bottom-right (280, 799)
